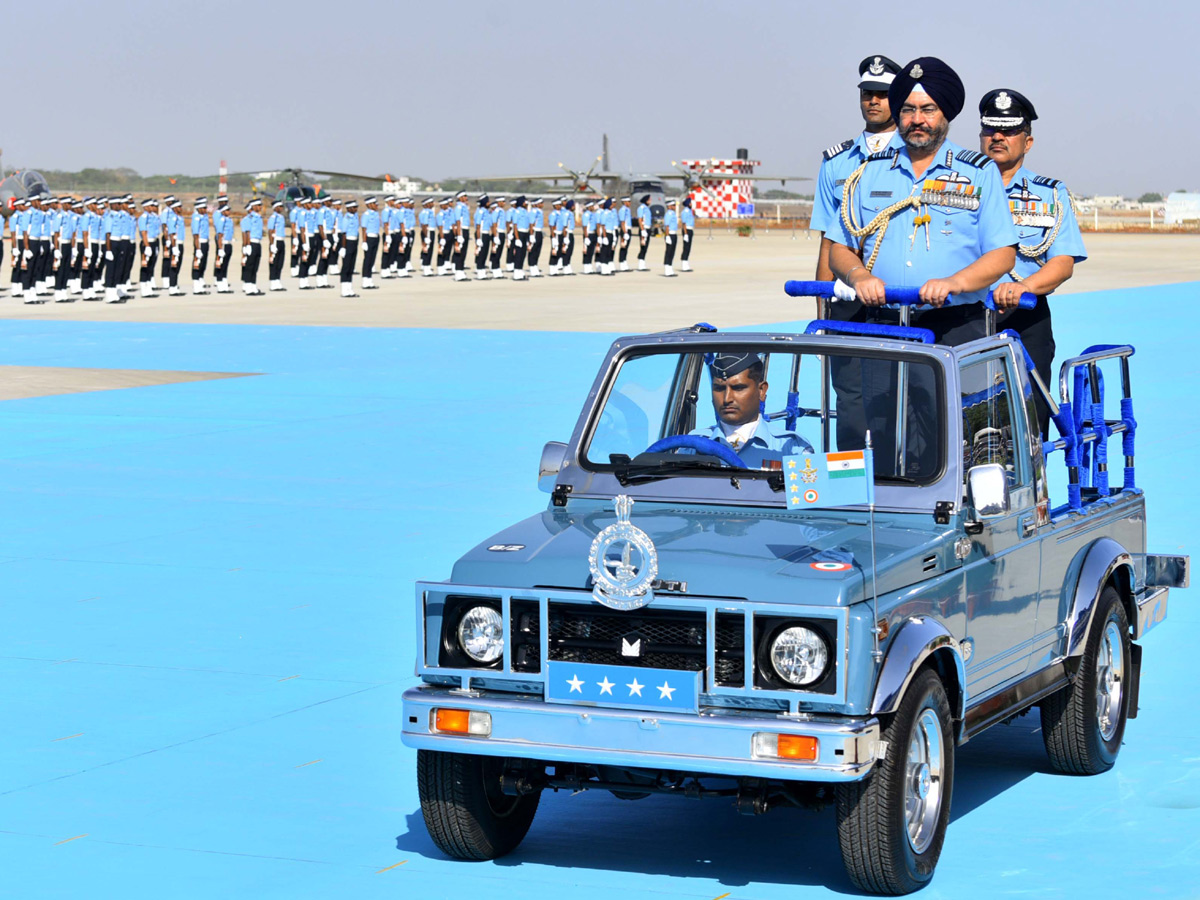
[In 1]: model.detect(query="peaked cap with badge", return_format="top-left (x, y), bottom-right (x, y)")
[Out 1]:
top-left (857, 55), bottom-right (901, 91)
top-left (708, 351), bottom-right (763, 380)
top-left (979, 89), bottom-right (1038, 131)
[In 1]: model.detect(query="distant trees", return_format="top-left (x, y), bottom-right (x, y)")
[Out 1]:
top-left (1138, 192), bottom-right (1163, 203)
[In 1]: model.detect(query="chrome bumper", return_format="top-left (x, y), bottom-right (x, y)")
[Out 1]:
top-left (1134, 586), bottom-right (1170, 639)
top-left (401, 686), bottom-right (880, 782)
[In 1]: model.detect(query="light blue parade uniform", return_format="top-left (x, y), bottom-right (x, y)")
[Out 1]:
top-left (681, 206), bottom-right (695, 230)
top-left (212, 206), bottom-right (225, 244)
top-left (687, 418), bottom-right (814, 469)
top-left (810, 131), bottom-right (903, 234)
top-left (242, 211), bottom-right (264, 241)
top-left (267, 210), bottom-right (285, 240)
top-left (830, 140), bottom-right (1018, 308)
top-left (664, 208), bottom-right (678, 235)
top-left (992, 165), bottom-right (1086, 286)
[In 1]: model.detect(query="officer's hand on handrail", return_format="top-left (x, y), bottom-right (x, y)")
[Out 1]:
top-left (784, 279), bottom-right (1036, 310)
top-left (991, 281), bottom-right (1034, 311)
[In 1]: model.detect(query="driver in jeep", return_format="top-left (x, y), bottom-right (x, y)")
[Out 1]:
top-left (690, 351), bottom-right (813, 466)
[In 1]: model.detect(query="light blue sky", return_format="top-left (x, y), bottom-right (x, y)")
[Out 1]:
top-left (4, 0), bottom-right (1192, 196)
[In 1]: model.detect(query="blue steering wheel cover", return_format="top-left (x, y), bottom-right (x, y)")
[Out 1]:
top-left (644, 434), bottom-right (749, 468)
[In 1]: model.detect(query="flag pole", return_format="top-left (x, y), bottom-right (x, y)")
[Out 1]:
top-left (866, 430), bottom-right (882, 664)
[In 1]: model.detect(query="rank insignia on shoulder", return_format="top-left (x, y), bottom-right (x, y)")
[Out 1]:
top-left (954, 150), bottom-right (989, 168)
top-left (867, 148), bottom-right (898, 162)
top-left (1032, 175), bottom-right (1062, 189)
top-left (823, 139), bottom-right (854, 161)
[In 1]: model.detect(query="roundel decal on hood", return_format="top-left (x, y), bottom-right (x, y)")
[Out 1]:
top-left (810, 561), bottom-right (852, 572)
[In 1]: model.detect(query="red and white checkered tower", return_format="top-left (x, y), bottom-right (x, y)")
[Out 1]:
top-left (680, 155), bottom-right (761, 219)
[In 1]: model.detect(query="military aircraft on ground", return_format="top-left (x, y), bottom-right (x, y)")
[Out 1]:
top-left (0, 169), bottom-right (51, 215)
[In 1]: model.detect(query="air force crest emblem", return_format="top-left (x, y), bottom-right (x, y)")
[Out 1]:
top-left (869, 56), bottom-right (884, 76)
top-left (589, 495), bottom-right (658, 610)
top-left (995, 91), bottom-right (1013, 111)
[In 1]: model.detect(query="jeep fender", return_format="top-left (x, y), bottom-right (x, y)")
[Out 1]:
top-left (870, 616), bottom-right (966, 726)
top-left (1065, 537), bottom-right (1134, 658)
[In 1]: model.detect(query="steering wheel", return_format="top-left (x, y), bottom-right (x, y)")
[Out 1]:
top-left (643, 434), bottom-right (749, 469)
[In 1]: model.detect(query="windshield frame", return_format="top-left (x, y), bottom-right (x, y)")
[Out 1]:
top-left (555, 332), bottom-right (959, 512)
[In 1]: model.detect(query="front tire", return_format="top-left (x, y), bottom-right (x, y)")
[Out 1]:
top-left (1040, 585), bottom-right (1131, 774)
top-left (835, 669), bottom-right (955, 895)
top-left (416, 750), bottom-right (541, 860)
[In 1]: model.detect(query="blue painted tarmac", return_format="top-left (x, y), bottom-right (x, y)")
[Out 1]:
top-left (3, 283), bottom-right (1199, 899)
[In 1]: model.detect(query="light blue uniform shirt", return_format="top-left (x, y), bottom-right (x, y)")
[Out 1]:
top-left (118, 211), bottom-right (134, 239)
top-left (637, 204), bottom-right (651, 230)
top-left (30, 208), bottom-right (47, 239)
top-left (304, 208), bottom-right (319, 235)
top-left (664, 210), bottom-right (678, 234)
top-left (162, 209), bottom-right (176, 236)
top-left (173, 212), bottom-right (186, 240)
top-left (438, 207), bottom-right (453, 232)
top-left (688, 417), bottom-right (814, 469)
top-left (619, 205), bottom-right (632, 229)
top-left (404, 207), bottom-right (415, 230)
top-left (61, 212), bottom-right (76, 240)
top-left (811, 131), bottom-right (903, 234)
top-left (267, 211), bottom-right (285, 238)
top-left (993, 165), bottom-right (1086, 287)
top-left (455, 202), bottom-right (469, 230)
top-left (192, 211), bottom-right (210, 241)
top-left (549, 208), bottom-right (560, 231)
top-left (532, 207), bottom-right (544, 230)
top-left (419, 208), bottom-right (433, 230)
top-left (341, 211), bottom-right (359, 235)
top-left (289, 207), bottom-right (301, 229)
top-left (513, 207), bottom-right (530, 230)
top-left (241, 212), bottom-right (264, 241)
top-left (604, 208), bottom-right (618, 231)
top-left (474, 206), bottom-right (487, 230)
top-left (362, 209), bottom-right (381, 236)
top-left (12, 210), bottom-right (25, 238)
top-left (558, 209), bottom-right (574, 234)
top-left (681, 208), bottom-right (695, 229)
top-left (221, 214), bottom-right (235, 242)
top-left (492, 207), bottom-right (507, 232)
top-left (212, 208), bottom-right (225, 239)
top-left (583, 209), bottom-right (595, 234)
top-left (831, 140), bottom-right (1019, 308)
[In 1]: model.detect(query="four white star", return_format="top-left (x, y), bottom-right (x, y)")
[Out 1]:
top-left (564, 672), bottom-right (677, 702)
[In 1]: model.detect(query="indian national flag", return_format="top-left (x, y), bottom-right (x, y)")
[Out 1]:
top-left (827, 451), bottom-right (867, 479)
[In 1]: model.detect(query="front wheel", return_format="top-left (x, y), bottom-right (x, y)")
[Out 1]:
top-left (835, 669), bottom-right (955, 895)
top-left (416, 750), bottom-right (541, 860)
top-left (1040, 585), bottom-right (1131, 774)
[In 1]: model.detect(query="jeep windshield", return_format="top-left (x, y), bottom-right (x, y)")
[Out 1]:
top-left (581, 343), bottom-right (945, 488)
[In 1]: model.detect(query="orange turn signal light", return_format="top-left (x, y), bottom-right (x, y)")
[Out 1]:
top-left (752, 731), bottom-right (819, 762)
top-left (432, 708), bottom-right (492, 737)
top-left (434, 708), bottom-right (471, 734)
top-left (776, 734), bottom-right (819, 761)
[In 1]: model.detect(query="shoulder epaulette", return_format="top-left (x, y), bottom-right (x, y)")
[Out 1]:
top-left (867, 148), bottom-right (898, 162)
top-left (955, 150), bottom-right (989, 168)
top-left (1032, 175), bottom-right (1062, 189)
top-left (822, 139), bottom-right (854, 161)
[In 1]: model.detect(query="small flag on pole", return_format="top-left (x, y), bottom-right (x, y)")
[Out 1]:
top-left (783, 449), bottom-right (875, 509)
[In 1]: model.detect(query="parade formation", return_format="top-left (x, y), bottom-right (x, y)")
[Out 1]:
top-left (1, 190), bottom-right (700, 304)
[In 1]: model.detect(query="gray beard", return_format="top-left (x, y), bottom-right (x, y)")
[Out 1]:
top-left (901, 123), bottom-right (948, 153)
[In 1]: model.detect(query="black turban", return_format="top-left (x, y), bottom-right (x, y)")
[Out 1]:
top-left (888, 57), bottom-right (965, 123)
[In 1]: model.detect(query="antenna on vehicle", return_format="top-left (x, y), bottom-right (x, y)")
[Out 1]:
top-left (866, 430), bottom-right (882, 664)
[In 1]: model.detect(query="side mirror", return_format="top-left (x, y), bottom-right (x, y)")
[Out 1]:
top-left (538, 441), bottom-right (568, 493)
top-left (967, 463), bottom-right (1011, 519)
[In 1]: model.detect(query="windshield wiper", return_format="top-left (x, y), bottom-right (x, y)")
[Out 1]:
top-left (609, 453), bottom-right (785, 491)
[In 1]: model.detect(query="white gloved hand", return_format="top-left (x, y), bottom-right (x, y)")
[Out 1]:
top-left (832, 278), bottom-right (857, 302)
top-left (105, 250), bottom-right (114, 261)
top-left (514, 239), bottom-right (522, 248)
top-left (84, 249), bottom-right (92, 260)
top-left (291, 238), bottom-right (299, 250)
top-left (475, 239), bottom-right (482, 249)
top-left (665, 236), bottom-right (673, 245)
top-left (242, 245), bottom-right (251, 257)
top-left (218, 249), bottom-right (226, 261)
top-left (322, 240), bottom-right (331, 250)
top-left (53, 249), bottom-right (62, 261)
top-left (683, 234), bottom-right (690, 242)
top-left (338, 248), bottom-right (346, 259)
top-left (438, 239), bottom-right (446, 249)
top-left (385, 238), bottom-right (392, 250)
top-left (551, 240), bottom-right (559, 253)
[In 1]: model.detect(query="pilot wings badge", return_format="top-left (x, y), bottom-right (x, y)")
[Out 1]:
top-left (588, 495), bottom-right (659, 610)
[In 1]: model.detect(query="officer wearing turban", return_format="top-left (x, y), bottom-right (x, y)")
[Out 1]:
top-left (829, 56), bottom-right (1019, 347)
top-left (979, 87), bottom-right (1086, 436)
top-left (685, 351), bottom-right (813, 467)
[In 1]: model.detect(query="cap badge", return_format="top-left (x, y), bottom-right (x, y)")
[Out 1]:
top-left (869, 57), bottom-right (884, 76)
top-left (910, 63), bottom-right (923, 78)
top-left (995, 91), bottom-right (1012, 111)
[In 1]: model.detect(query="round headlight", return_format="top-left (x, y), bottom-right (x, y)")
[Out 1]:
top-left (770, 626), bottom-right (828, 686)
top-left (457, 606), bottom-right (504, 663)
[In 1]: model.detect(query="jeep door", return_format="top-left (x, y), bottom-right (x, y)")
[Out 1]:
top-left (958, 348), bottom-right (1042, 698)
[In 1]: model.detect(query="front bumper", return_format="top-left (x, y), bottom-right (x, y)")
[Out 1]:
top-left (401, 685), bottom-right (881, 782)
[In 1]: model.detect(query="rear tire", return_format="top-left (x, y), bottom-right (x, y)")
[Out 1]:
top-left (835, 669), bottom-right (955, 895)
top-left (1040, 585), bottom-right (1131, 774)
top-left (416, 750), bottom-right (541, 860)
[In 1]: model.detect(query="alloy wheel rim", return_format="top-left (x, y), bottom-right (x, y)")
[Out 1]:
top-left (905, 708), bottom-right (944, 854)
top-left (1096, 620), bottom-right (1124, 742)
